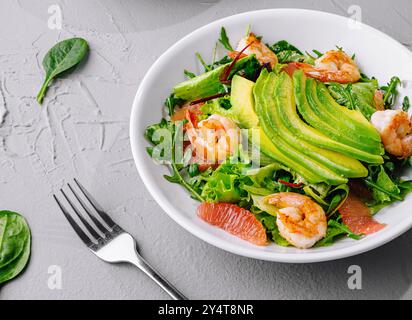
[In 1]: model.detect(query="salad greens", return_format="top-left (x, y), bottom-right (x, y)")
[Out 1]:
top-left (364, 163), bottom-right (412, 213)
top-left (165, 94), bottom-right (185, 116)
top-left (402, 96), bottom-right (410, 112)
top-left (145, 26), bottom-right (412, 249)
top-left (316, 218), bottom-right (362, 247)
top-left (381, 76), bottom-right (401, 108)
top-left (268, 40), bottom-right (305, 63)
top-left (145, 119), bottom-right (204, 201)
top-left (0, 211), bottom-right (31, 285)
top-left (328, 82), bottom-right (378, 119)
top-left (37, 38), bottom-right (89, 104)
top-left (219, 27), bottom-right (233, 51)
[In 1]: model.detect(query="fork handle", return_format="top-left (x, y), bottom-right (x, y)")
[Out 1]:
top-left (130, 256), bottom-right (187, 300)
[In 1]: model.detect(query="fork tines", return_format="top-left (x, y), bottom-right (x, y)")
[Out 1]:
top-left (53, 179), bottom-right (121, 248)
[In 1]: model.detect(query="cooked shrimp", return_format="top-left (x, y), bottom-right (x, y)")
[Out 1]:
top-left (291, 50), bottom-right (360, 83)
top-left (185, 112), bottom-right (240, 164)
top-left (171, 102), bottom-right (203, 123)
top-left (371, 109), bottom-right (412, 158)
top-left (233, 33), bottom-right (278, 68)
top-left (374, 90), bottom-right (385, 111)
top-left (265, 192), bottom-right (327, 249)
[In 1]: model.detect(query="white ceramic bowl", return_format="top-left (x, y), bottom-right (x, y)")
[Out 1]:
top-left (130, 9), bottom-right (412, 263)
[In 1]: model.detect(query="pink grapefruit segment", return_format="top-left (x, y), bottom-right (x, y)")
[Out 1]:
top-left (339, 193), bottom-right (385, 235)
top-left (197, 203), bottom-right (267, 246)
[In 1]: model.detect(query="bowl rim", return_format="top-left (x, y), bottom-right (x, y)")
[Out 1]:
top-left (130, 8), bottom-right (412, 263)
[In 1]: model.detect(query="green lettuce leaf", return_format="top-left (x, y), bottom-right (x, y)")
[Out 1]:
top-left (253, 211), bottom-right (290, 246)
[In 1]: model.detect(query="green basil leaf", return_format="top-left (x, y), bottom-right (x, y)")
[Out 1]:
top-left (37, 38), bottom-right (89, 104)
top-left (0, 211), bottom-right (31, 284)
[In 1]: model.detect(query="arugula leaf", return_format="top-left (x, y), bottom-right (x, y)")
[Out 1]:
top-left (269, 40), bottom-right (303, 55)
top-left (364, 165), bottom-right (402, 202)
top-left (196, 52), bottom-right (211, 72)
top-left (368, 179), bottom-right (412, 214)
top-left (188, 164), bottom-right (200, 177)
top-left (268, 40), bottom-right (304, 63)
top-left (218, 27), bottom-right (233, 51)
top-left (381, 76), bottom-right (401, 108)
top-left (326, 184), bottom-right (350, 215)
top-left (303, 183), bottom-right (349, 215)
top-left (328, 81), bottom-right (378, 119)
top-left (371, 165), bottom-right (400, 202)
top-left (312, 49), bottom-right (323, 57)
top-left (165, 94), bottom-right (184, 117)
top-left (402, 96), bottom-right (410, 112)
top-left (145, 118), bottom-right (173, 163)
top-left (37, 38), bottom-right (89, 104)
top-left (238, 56), bottom-right (262, 81)
top-left (145, 119), bottom-right (204, 201)
top-left (184, 69), bottom-right (196, 79)
top-left (208, 56), bottom-right (233, 71)
top-left (164, 121), bottom-right (204, 201)
top-left (362, 162), bottom-right (412, 214)
top-left (316, 218), bottom-right (361, 247)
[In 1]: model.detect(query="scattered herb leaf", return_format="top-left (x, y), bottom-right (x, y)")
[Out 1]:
top-left (0, 211), bottom-right (31, 284)
top-left (37, 38), bottom-right (89, 104)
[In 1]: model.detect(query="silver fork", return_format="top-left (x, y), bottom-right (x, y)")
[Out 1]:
top-left (53, 179), bottom-right (187, 300)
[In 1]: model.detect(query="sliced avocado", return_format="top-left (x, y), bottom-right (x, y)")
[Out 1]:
top-left (293, 71), bottom-right (383, 164)
top-left (266, 72), bottom-right (353, 182)
top-left (173, 55), bottom-right (255, 101)
top-left (255, 70), bottom-right (347, 185)
top-left (309, 78), bottom-right (382, 151)
top-left (316, 82), bottom-right (381, 142)
top-left (297, 74), bottom-right (377, 154)
top-left (229, 74), bottom-right (322, 182)
top-left (253, 70), bottom-right (327, 184)
top-left (304, 78), bottom-right (383, 160)
top-left (229, 75), bottom-right (260, 128)
top-left (248, 128), bottom-right (323, 183)
top-left (328, 81), bottom-right (377, 119)
top-left (274, 72), bottom-right (368, 178)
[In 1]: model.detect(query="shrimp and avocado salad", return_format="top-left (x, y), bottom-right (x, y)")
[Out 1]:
top-left (145, 27), bottom-right (412, 249)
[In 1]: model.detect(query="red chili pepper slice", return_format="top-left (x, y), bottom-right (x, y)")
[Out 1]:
top-left (278, 179), bottom-right (303, 188)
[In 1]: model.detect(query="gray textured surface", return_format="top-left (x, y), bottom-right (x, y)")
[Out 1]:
top-left (1, 0), bottom-right (412, 300)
